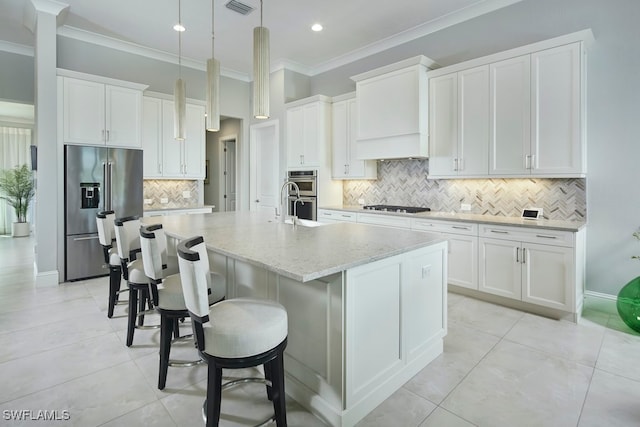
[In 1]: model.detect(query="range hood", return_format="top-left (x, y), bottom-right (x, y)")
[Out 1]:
top-left (351, 55), bottom-right (438, 160)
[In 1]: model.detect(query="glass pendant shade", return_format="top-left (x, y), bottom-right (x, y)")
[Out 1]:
top-left (253, 25), bottom-right (270, 119)
top-left (174, 78), bottom-right (186, 140)
top-left (206, 59), bottom-right (220, 131)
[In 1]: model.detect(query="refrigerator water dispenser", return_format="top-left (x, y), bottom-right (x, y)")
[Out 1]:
top-left (80, 182), bottom-right (100, 209)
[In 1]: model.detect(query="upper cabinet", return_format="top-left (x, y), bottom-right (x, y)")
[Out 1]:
top-left (351, 55), bottom-right (437, 160)
top-left (489, 43), bottom-right (584, 176)
top-left (286, 95), bottom-right (331, 169)
top-left (331, 93), bottom-right (377, 180)
top-left (429, 65), bottom-right (489, 178)
top-left (428, 30), bottom-right (591, 179)
top-left (142, 95), bottom-right (206, 180)
top-left (59, 70), bottom-right (147, 148)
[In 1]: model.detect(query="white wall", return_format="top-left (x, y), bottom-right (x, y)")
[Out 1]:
top-left (310, 0), bottom-right (640, 296)
top-left (0, 51), bottom-right (34, 103)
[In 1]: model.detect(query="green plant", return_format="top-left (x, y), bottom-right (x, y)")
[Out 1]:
top-left (0, 164), bottom-right (35, 223)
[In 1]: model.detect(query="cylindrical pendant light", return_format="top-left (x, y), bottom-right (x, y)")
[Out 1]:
top-left (206, 0), bottom-right (220, 132)
top-left (174, 0), bottom-right (186, 140)
top-left (253, 0), bottom-right (270, 119)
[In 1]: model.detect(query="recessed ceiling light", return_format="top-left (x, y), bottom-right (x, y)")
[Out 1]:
top-left (173, 23), bottom-right (186, 32)
top-left (311, 23), bottom-right (323, 32)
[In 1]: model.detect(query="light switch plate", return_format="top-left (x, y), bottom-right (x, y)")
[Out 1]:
top-left (144, 198), bottom-right (153, 205)
top-left (461, 203), bottom-right (471, 211)
top-left (182, 191), bottom-right (191, 198)
top-left (160, 198), bottom-right (169, 204)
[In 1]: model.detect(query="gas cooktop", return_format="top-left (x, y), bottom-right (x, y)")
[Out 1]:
top-left (363, 205), bottom-right (431, 214)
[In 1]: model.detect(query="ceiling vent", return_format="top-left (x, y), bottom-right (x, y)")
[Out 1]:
top-left (225, 0), bottom-right (254, 15)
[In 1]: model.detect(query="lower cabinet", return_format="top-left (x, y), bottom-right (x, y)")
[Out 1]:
top-left (412, 218), bottom-right (478, 290)
top-left (317, 208), bottom-right (584, 318)
top-left (479, 225), bottom-right (576, 312)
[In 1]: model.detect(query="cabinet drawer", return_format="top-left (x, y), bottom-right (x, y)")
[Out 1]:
top-left (317, 209), bottom-right (357, 222)
top-left (411, 218), bottom-right (478, 236)
top-left (479, 224), bottom-right (573, 247)
top-left (357, 213), bottom-right (411, 229)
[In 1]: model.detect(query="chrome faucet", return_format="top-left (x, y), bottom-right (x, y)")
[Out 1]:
top-left (278, 181), bottom-right (301, 222)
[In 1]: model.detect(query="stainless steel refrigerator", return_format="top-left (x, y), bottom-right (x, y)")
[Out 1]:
top-left (64, 145), bottom-right (143, 281)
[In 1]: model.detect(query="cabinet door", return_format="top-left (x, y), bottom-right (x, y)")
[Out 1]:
top-left (489, 55), bottom-right (531, 175)
top-left (286, 106), bottom-right (304, 167)
top-left (161, 100), bottom-right (184, 177)
top-left (458, 65), bottom-right (489, 176)
top-left (63, 78), bottom-right (105, 145)
top-left (479, 237), bottom-right (521, 300)
top-left (105, 85), bottom-right (142, 148)
top-left (141, 97), bottom-right (163, 178)
top-left (522, 242), bottom-right (573, 311)
top-left (302, 103), bottom-right (320, 166)
top-left (446, 233), bottom-right (478, 290)
top-left (331, 100), bottom-right (349, 178)
top-left (183, 103), bottom-right (205, 178)
top-left (531, 43), bottom-right (582, 175)
top-left (428, 73), bottom-right (458, 176)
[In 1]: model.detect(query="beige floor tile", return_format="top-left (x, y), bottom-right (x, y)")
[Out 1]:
top-left (448, 297), bottom-right (524, 338)
top-left (419, 407), bottom-right (476, 427)
top-left (578, 369), bottom-right (640, 427)
top-left (596, 327), bottom-right (640, 381)
top-left (504, 313), bottom-right (605, 367)
top-left (99, 400), bottom-right (178, 427)
top-left (441, 340), bottom-right (592, 427)
top-left (404, 320), bottom-right (500, 404)
top-left (356, 388), bottom-right (436, 427)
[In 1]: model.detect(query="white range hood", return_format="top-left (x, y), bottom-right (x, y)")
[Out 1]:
top-left (351, 55), bottom-right (438, 160)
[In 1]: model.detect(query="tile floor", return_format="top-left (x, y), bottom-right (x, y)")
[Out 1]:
top-left (1, 235), bottom-right (639, 426)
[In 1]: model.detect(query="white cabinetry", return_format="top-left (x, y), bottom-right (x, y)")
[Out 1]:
top-left (412, 218), bottom-right (478, 290)
top-left (331, 93), bottom-right (377, 179)
top-left (142, 95), bottom-right (205, 179)
top-left (286, 95), bottom-right (331, 169)
top-left (489, 43), bottom-right (584, 176)
top-left (351, 56), bottom-right (437, 160)
top-left (60, 73), bottom-right (145, 148)
top-left (479, 225), bottom-right (576, 312)
top-left (317, 209), bottom-right (357, 223)
top-left (429, 66), bottom-right (489, 177)
top-left (357, 213), bottom-right (411, 229)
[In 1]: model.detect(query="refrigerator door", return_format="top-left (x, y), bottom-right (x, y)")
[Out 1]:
top-left (65, 145), bottom-right (107, 236)
top-left (107, 148), bottom-right (143, 218)
top-left (66, 233), bottom-right (106, 280)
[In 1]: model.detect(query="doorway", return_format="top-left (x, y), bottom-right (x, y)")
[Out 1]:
top-left (249, 120), bottom-right (279, 214)
top-left (220, 137), bottom-right (236, 211)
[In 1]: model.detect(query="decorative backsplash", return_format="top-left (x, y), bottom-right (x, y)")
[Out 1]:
top-left (343, 159), bottom-right (586, 221)
top-left (143, 180), bottom-right (200, 209)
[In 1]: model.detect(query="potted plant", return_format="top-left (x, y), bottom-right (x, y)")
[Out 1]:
top-left (0, 164), bottom-right (35, 237)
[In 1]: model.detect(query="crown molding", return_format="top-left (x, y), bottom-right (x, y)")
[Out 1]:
top-left (57, 26), bottom-right (251, 82)
top-left (0, 41), bottom-right (34, 57)
top-left (309, 0), bottom-right (525, 76)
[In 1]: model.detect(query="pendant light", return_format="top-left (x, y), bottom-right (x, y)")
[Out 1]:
top-left (206, 0), bottom-right (220, 132)
top-left (174, 0), bottom-right (186, 140)
top-left (253, 0), bottom-right (269, 119)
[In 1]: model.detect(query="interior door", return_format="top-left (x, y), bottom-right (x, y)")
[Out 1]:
top-left (250, 121), bottom-right (279, 215)
top-left (223, 139), bottom-right (237, 211)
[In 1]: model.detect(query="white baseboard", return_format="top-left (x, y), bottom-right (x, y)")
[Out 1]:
top-left (584, 290), bottom-right (617, 301)
top-left (35, 269), bottom-right (59, 287)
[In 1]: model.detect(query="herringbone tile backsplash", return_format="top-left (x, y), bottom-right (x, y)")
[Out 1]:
top-left (143, 180), bottom-right (199, 209)
top-left (343, 159), bottom-right (586, 221)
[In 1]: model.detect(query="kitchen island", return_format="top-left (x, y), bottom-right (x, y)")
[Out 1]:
top-left (145, 211), bottom-right (448, 427)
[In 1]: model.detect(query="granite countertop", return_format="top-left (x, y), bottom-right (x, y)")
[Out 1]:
top-left (320, 205), bottom-right (586, 232)
top-left (143, 211), bottom-right (446, 283)
top-left (143, 205), bottom-right (215, 212)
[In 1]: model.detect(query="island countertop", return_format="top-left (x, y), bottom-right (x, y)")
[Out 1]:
top-left (144, 211), bottom-right (446, 283)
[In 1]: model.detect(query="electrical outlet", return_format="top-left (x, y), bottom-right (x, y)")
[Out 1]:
top-left (160, 198), bottom-right (169, 204)
top-left (182, 191), bottom-right (191, 198)
top-left (144, 198), bottom-right (153, 205)
top-left (461, 203), bottom-right (471, 211)
top-left (357, 198), bottom-right (365, 205)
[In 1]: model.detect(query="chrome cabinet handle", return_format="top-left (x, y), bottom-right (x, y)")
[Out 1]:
top-left (536, 234), bottom-right (557, 239)
top-left (453, 158), bottom-right (458, 171)
top-left (522, 248), bottom-right (526, 264)
top-left (106, 130), bottom-right (110, 141)
top-left (452, 226), bottom-right (469, 230)
top-left (516, 247), bottom-right (520, 263)
top-left (490, 230), bottom-right (508, 234)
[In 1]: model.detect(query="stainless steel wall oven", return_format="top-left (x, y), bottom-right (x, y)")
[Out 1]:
top-left (287, 170), bottom-right (317, 220)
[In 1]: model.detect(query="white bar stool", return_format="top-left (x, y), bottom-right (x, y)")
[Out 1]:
top-left (96, 210), bottom-right (127, 318)
top-left (177, 236), bottom-right (288, 427)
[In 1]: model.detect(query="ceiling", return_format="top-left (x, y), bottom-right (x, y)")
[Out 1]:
top-left (0, 0), bottom-right (523, 79)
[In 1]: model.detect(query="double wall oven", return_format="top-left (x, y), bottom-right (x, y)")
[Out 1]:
top-left (287, 170), bottom-right (317, 221)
